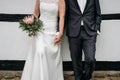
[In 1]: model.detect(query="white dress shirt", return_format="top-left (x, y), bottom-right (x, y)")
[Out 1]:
top-left (77, 0), bottom-right (87, 13)
top-left (77, 0), bottom-right (87, 25)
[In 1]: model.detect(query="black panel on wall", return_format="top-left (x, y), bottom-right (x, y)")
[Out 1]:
top-left (0, 60), bottom-right (120, 71)
top-left (0, 14), bottom-right (28, 22)
top-left (0, 13), bottom-right (120, 22)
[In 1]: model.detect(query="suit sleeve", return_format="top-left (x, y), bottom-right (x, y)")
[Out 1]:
top-left (95, 0), bottom-right (102, 32)
top-left (65, 0), bottom-right (69, 27)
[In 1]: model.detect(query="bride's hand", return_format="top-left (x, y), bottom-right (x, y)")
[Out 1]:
top-left (54, 32), bottom-right (63, 44)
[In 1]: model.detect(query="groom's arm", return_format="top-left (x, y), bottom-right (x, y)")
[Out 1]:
top-left (65, 0), bottom-right (69, 27)
top-left (95, 0), bottom-right (102, 32)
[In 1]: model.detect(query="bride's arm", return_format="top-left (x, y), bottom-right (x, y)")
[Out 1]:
top-left (58, 0), bottom-right (66, 36)
top-left (54, 0), bottom-right (66, 44)
top-left (33, 0), bottom-right (40, 18)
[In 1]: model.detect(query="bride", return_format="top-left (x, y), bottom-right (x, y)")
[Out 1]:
top-left (20, 0), bottom-right (66, 80)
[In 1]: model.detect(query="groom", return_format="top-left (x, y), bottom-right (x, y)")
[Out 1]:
top-left (65, 0), bottom-right (101, 80)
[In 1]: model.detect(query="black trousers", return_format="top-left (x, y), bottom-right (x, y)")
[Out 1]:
top-left (68, 26), bottom-right (97, 80)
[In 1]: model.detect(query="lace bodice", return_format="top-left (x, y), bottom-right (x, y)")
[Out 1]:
top-left (40, 0), bottom-right (59, 22)
top-left (41, 0), bottom-right (58, 3)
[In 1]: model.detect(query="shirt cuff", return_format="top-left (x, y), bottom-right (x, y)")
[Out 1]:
top-left (97, 30), bottom-right (101, 35)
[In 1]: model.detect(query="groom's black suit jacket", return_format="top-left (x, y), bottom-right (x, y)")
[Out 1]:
top-left (65, 0), bottom-right (102, 37)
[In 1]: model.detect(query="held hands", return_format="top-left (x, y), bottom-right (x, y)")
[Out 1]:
top-left (54, 32), bottom-right (63, 44)
top-left (23, 15), bottom-right (34, 25)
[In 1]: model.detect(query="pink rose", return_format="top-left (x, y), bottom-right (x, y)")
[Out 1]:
top-left (23, 15), bottom-right (34, 25)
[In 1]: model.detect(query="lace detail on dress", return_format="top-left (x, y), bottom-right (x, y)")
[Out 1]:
top-left (40, 0), bottom-right (59, 22)
top-left (41, 0), bottom-right (58, 3)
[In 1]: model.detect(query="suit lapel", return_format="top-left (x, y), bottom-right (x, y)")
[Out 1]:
top-left (83, 0), bottom-right (89, 14)
top-left (73, 0), bottom-right (89, 14)
top-left (73, 0), bottom-right (82, 13)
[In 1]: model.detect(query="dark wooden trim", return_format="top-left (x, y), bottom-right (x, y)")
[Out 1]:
top-left (0, 14), bottom-right (29, 22)
top-left (63, 61), bottom-right (120, 71)
top-left (0, 60), bottom-right (24, 70)
top-left (0, 13), bottom-right (120, 22)
top-left (102, 14), bottom-right (120, 20)
top-left (0, 60), bottom-right (120, 71)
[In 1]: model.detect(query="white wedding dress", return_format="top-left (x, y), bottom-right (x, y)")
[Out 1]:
top-left (20, 0), bottom-right (64, 80)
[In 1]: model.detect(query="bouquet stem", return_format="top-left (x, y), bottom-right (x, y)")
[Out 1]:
top-left (28, 31), bottom-right (37, 37)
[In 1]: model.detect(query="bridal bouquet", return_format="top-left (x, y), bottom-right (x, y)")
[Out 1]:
top-left (19, 15), bottom-right (43, 37)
